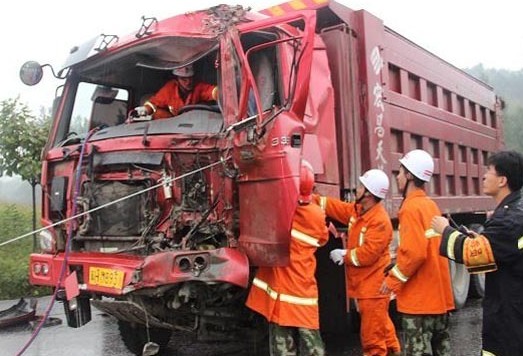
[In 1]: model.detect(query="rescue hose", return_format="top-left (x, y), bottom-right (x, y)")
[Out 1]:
top-left (12, 134), bottom-right (230, 354)
top-left (15, 127), bottom-right (98, 356)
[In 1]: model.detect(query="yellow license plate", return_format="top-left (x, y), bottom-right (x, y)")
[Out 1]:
top-left (89, 267), bottom-right (125, 289)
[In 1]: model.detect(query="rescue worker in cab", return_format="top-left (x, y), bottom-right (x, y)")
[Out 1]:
top-left (431, 150), bottom-right (523, 356)
top-left (246, 160), bottom-right (328, 356)
top-left (131, 64), bottom-right (218, 119)
top-left (379, 149), bottom-right (454, 355)
top-left (317, 169), bottom-right (401, 356)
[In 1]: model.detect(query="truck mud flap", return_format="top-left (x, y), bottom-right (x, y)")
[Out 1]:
top-left (92, 299), bottom-right (172, 329)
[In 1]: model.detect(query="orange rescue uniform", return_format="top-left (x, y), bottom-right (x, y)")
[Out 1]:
top-left (384, 190), bottom-right (454, 314)
top-left (319, 196), bottom-right (400, 356)
top-left (245, 203), bottom-right (328, 329)
top-left (144, 80), bottom-right (217, 119)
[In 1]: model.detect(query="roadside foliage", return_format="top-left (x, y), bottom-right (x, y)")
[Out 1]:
top-left (0, 203), bottom-right (48, 299)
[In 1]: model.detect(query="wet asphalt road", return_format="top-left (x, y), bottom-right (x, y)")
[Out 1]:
top-left (0, 296), bottom-right (482, 355)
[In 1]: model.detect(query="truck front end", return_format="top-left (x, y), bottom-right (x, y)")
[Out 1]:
top-left (30, 27), bottom-right (253, 347)
top-left (23, 4), bottom-right (318, 354)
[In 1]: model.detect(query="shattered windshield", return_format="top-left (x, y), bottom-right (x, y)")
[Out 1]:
top-left (53, 36), bottom-right (222, 147)
top-left (79, 36), bottom-right (219, 85)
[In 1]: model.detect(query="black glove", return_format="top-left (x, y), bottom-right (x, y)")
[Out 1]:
top-left (383, 262), bottom-right (394, 275)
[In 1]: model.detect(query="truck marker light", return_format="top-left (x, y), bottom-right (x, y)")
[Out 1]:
top-left (41, 264), bottom-right (50, 275)
top-left (131, 270), bottom-right (142, 283)
top-left (38, 230), bottom-right (53, 252)
top-left (33, 263), bottom-right (42, 275)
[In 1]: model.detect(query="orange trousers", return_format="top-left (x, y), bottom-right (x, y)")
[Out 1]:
top-left (358, 298), bottom-right (400, 356)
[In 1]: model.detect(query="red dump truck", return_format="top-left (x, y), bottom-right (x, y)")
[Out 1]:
top-left (21, 1), bottom-right (503, 354)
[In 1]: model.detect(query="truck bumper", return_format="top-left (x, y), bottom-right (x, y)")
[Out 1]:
top-left (29, 247), bottom-right (250, 295)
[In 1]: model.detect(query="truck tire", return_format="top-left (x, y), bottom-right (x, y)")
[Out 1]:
top-left (468, 273), bottom-right (485, 298)
top-left (118, 320), bottom-right (171, 355)
top-left (449, 260), bottom-right (469, 309)
top-left (243, 312), bottom-right (270, 356)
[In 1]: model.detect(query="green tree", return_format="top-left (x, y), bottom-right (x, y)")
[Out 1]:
top-left (0, 97), bottom-right (50, 249)
top-left (465, 65), bottom-right (523, 152)
top-left (0, 97), bottom-right (49, 181)
top-left (503, 103), bottom-right (523, 152)
top-left (0, 204), bottom-right (34, 298)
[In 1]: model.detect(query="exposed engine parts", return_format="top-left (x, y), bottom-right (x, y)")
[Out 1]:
top-left (70, 152), bottom-right (235, 255)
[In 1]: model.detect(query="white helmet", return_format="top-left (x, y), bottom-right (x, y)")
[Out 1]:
top-left (399, 149), bottom-right (434, 182)
top-left (359, 169), bottom-right (389, 199)
top-left (172, 64), bottom-right (194, 77)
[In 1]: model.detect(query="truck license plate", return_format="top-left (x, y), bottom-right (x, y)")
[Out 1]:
top-left (89, 267), bottom-right (124, 289)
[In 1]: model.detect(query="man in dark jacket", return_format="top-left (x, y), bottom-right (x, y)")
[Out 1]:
top-left (431, 150), bottom-right (523, 355)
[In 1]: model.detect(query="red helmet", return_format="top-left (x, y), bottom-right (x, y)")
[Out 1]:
top-left (298, 160), bottom-right (315, 204)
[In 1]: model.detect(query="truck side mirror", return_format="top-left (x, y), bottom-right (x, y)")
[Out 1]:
top-left (19, 61), bottom-right (44, 86)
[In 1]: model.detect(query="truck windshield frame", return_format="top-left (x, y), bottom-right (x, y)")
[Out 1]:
top-left (51, 35), bottom-right (223, 146)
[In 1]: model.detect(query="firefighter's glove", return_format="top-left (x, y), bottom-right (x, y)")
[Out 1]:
top-left (329, 249), bottom-right (347, 265)
top-left (131, 106), bottom-right (149, 117)
top-left (383, 262), bottom-right (394, 275)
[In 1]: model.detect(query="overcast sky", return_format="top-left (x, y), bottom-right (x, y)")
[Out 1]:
top-left (4, 0), bottom-right (523, 113)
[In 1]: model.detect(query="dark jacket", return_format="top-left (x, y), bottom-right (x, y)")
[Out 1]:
top-left (440, 191), bottom-right (523, 355)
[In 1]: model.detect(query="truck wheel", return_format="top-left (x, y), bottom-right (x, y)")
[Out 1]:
top-left (468, 273), bottom-right (485, 298)
top-left (242, 312), bottom-right (269, 356)
top-left (118, 320), bottom-right (171, 355)
top-left (449, 260), bottom-right (469, 309)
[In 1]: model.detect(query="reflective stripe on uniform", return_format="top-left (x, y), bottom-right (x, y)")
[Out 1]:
top-left (291, 229), bottom-right (320, 247)
top-left (348, 216), bottom-right (355, 233)
top-left (319, 196), bottom-right (327, 211)
top-left (252, 277), bottom-right (278, 299)
top-left (425, 228), bottom-right (440, 238)
top-left (144, 101), bottom-right (156, 113)
top-left (358, 226), bottom-right (367, 246)
top-left (280, 293), bottom-right (318, 306)
top-left (447, 230), bottom-right (461, 260)
top-left (391, 265), bottom-right (408, 283)
top-left (252, 278), bottom-right (317, 306)
top-left (482, 350), bottom-right (496, 356)
top-left (350, 249), bottom-right (360, 266)
top-left (518, 236), bottom-right (523, 250)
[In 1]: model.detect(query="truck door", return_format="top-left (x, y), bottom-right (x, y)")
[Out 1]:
top-left (229, 12), bottom-right (316, 266)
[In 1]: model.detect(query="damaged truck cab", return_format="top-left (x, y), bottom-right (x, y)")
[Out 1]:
top-left (24, 4), bottom-right (318, 354)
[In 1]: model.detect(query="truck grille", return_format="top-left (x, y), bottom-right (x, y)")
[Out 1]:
top-left (78, 180), bottom-right (148, 237)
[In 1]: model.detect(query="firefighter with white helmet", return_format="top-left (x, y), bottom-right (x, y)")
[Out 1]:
top-left (172, 64), bottom-right (195, 77)
top-left (246, 159), bottom-right (328, 355)
top-left (398, 148), bottom-right (434, 183)
top-left (131, 63), bottom-right (218, 120)
top-left (359, 168), bottom-right (390, 199)
top-left (316, 168), bottom-right (400, 356)
top-left (380, 149), bottom-right (454, 355)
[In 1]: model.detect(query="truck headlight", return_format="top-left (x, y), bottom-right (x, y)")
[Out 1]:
top-left (38, 230), bottom-right (54, 252)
